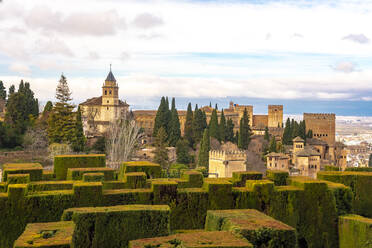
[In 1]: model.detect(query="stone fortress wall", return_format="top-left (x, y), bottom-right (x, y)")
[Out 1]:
top-left (303, 113), bottom-right (336, 146)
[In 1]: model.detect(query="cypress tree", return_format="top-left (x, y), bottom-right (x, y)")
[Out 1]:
top-left (209, 108), bottom-right (219, 140)
top-left (238, 108), bottom-right (251, 149)
top-left (264, 126), bottom-right (270, 141)
top-left (369, 154), bottom-right (372, 167)
top-left (8, 85), bottom-right (15, 96)
top-left (193, 105), bottom-right (207, 145)
top-left (184, 103), bottom-right (194, 147)
top-left (269, 136), bottom-right (277, 153)
top-left (299, 121), bottom-right (306, 141)
top-left (0, 81), bottom-right (6, 100)
top-left (282, 118), bottom-right (292, 145)
top-left (234, 131), bottom-right (239, 144)
top-left (226, 118), bottom-right (235, 142)
top-left (47, 74), bottom-right (76, 144)
top-left (219, 109), bottom-right (226, 142)
top-left (154, 127), bottom-right (169, 170)
top-left (153, 97), bottom-right (168, 137)
top-left (168, 98), bottom-right (181, 147)
top-left (71, 106), bottom-right (86, 152)
top-left (176, 139), bottom-right (191, 164)
top-left (292, 120), bottom-right (300, 140)
top-left (307, 130), bottom-right (313, 138)
top-left (198, 128), bottom-right (210, 169)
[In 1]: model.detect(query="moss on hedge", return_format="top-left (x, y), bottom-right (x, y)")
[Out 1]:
top-left (2, 163), bottom-right (43, 182)
top-left (129, 231), bottom-right (253, 248)
top-left (339, 214), bottom-right (372, 248)
top-left (54, 154), bottom-right (106, 180)
top-left (13, 221), bottom-right (75, 248)
top-left (63, 204), bottom-right (170, 248)
top-left (205, 209), bottom-right (296, 248)
top-left (119, 161), bottom-right (161, 180)
top-left (266, 170), bottom-right (289, 186)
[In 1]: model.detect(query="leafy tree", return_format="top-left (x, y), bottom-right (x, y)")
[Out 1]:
top-left (282, 118), bottom-right (292, 145)
top-left (238, 108), bottom-right (251, 149)
top-left (153, 97), bottom-right (170, 137)
top-left (184, 103), bottom-right (194, 147)
top-left (43, 101), bottom-right (53, 113)
top-left (154, 127), bottom-right (169, 169)
top-left (192, 105), bottom-right (206, 145)
top-left (176, 139), bottom-right (192, 164)
top-left (226, 119), bottom-right (235, 142)
top-left (269, 136), bottom-right (277, 153)
top-left (168, 97), bottom-right (181, 147)
top-left (198, 128), bottom-right (210, 169)
top-left (71, 106), bottom-right (86, 152)
top-left (47, 74), bottom-right (77, 144)
top-left (209, 108), bottom-right (219, 141)
top-left (0, 81), bottom-right (6, 100)
top-left (369, 153), bottom-right (372, 167)
top-left (219, 109), bottom-right (226, 142)
top-left (264, 126), bottom-right (270, 141)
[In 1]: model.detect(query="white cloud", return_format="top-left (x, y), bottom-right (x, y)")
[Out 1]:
top-left (87, 52), bottom-right (100, 60)
top-left (34, 37), bottom-right (74, 57)
top-left (132, 13), bottom-right (164, 29)
top-left (342, 34), bottom-right (370, 44)
top-left (331, 61), bottom-right (357, 73)
top-left (8, 63), bottom-right (31, 75)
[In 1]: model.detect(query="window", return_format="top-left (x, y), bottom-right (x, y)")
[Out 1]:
top-left (107, 100), bottom-right (109, 103)
top-left (107, 107), bottom-right (109, 110)
top-left (109, 90), bottom-right (112, 95)
top-left (105, 90), bottom-right (107, 95)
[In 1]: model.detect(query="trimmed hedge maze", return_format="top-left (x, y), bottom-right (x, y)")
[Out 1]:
top-left (1, 155), bottom-right (372, 248)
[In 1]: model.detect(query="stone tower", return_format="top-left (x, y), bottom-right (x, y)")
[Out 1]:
top-left (102, 66), bottom-right (119, 106)
top-left (268, 105), bottom-right (283, 128)
top-left (303, 113), bottom-right (335, 146)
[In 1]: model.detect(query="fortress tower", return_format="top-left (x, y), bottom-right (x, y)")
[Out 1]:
top-left (208, 150), bottom-right (247, 178)
top-left (303, 113), bottom-right (335, 146)
top-left (268, 105), bottom-right (283, 128)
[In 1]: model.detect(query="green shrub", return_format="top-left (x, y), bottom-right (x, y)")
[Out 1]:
top-left (124, 172), bottom-right (147, 189)
top-left (42, 170), bottom-right (55, 181)
top-left (266, 170), bottom-right (288, 186)
top-left (2, 163), bottom-right (43, 182)
top-left (339, 214), bottom-right (372, 248)
top-left (119, 161), bottom-right (161, 180)
top-left (129, 231), bottom-right (253, 248)
top-left (7, 174), bottom-right (30, 184)
top-left (180, 171), bottom-right (203, 188)
top-left (324, 165), bottom-right (341, 171)
top-left (13, 221), bottom-right (75, 248)
top-left (152, 180), bottom-right (178, 204)
top-left (62, 204), bottom-right (170, 248)
top-left (27, 181), bottom-right (74, 192)
top-left (345, 167), bottom-right (372, 172)
top-left (205, 209), bottom-right (296, 248)
top-left (54, 154), bottom-right (106, 180)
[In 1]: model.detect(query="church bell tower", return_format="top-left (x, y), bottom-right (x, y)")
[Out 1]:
top-left (102, 65), bottom-right (119, 106)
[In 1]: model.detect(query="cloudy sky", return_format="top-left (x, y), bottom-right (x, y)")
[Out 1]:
top-left (1, 0), bottom-right (372, 115)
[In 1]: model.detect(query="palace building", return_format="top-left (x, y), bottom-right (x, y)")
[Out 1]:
top-left (79, 69), bottom-right (129, 137)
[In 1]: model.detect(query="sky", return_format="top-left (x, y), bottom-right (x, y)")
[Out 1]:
top-left (1, 0), bottom-right (372, 115)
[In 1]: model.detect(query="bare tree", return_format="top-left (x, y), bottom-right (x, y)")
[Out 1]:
top-left (106, 112), bottom-right (144, 169)
top-left (23, 127), bottom-right (48, 152)
top-left (82, 106), bottom-right (101, 136)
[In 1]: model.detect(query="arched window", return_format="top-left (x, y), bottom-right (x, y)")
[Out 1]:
top-left (105, 90), bottom-right (107, 95)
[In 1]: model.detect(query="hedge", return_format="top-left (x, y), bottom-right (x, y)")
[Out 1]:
top-left (205, 209), bottom-right (296, 248)
top-left (324, 165), bottom-right (341, 171)
top-left (27, 181), bottom-right (74, 192)
top-left (67, 167), bottom-right (115, 181)
top-left (62, 204), bottom-right (170, 248)
top-left (317, 171), bottom-right (372, 218)
top-left (129, 231), bottom-right (253, 248)
top-left (73, 182), bottom-right (103, 207)
top-left (83, 173), bottom-right (105, 182)
top-left (345, 167), bottom-right (372, 172)
top-left (339, 214), bottom-right (372, 248)
top-left (266, 170), bottom-right (289, 186)
top-left (2, 163), bottom-right (43, 182)
top-left (119, 161), bottom-right (161, 180)
top-left (203, 179), bottom-right (233, 210)
top-left (123, 172), bottom-right (147, 189)
top-left (54, 154), bottom-right (106, 180)
top-left (7, 174), bottom-right (30, 185)
top-left (13, 221), bottom-right (75, 248)
top-left (179, 170), bottom-right (204, 188)
top-left (232, 171), bottom-right (263, 187)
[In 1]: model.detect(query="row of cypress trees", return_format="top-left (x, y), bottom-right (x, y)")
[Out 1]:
top-left (282, 118), bottom-right (313, 145)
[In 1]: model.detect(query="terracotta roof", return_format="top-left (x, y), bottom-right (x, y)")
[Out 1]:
top-left (306, 138), bottom-right (327, 146)
top-left (295, 147), bottom-right (320, 157)
top-left (80, 96), bottom-right (129, 107)
top-left (293, 136), bottom-right (304, 142)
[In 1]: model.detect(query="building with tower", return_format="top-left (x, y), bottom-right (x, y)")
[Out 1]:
top-left (79, 68), bottom-right (129, 137)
